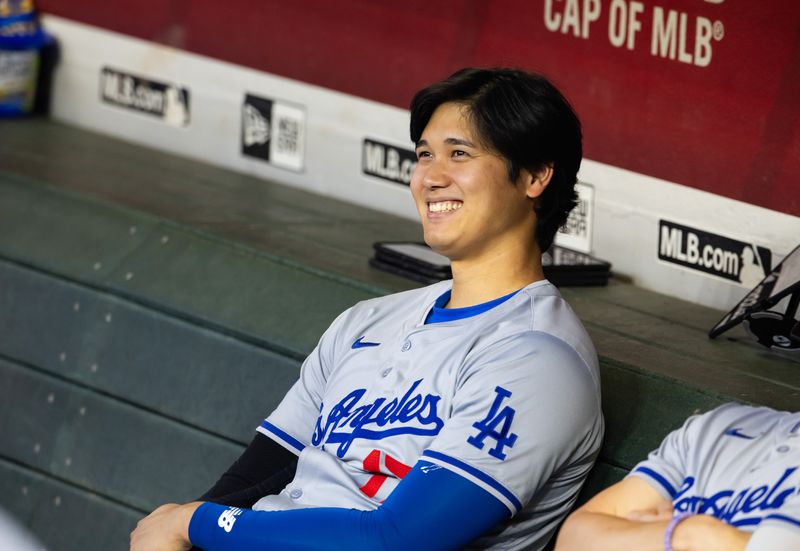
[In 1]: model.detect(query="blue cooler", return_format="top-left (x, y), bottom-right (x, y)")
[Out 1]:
top-left (0, 2), bottom-right (51, 117)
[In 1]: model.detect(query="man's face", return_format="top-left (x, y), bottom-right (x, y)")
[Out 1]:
top-left (410, 102), bottom-right (538, 262)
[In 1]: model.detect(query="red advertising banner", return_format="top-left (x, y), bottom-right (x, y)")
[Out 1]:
top-left (37, 0), bottom-right (800, 216)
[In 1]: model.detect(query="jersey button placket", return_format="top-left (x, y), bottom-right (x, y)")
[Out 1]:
top-left (401, 339), bottom-right (412, 352)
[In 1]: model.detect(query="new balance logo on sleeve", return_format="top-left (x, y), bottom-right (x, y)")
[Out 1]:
top-left (218, 507), bottom-right (243, 533)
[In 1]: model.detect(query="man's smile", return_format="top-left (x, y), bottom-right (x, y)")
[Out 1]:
top-left (428, 200), bottom-right (463, 213)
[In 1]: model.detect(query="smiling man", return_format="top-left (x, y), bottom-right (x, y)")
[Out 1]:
top-left (131, 67), bottom-right (603, 551)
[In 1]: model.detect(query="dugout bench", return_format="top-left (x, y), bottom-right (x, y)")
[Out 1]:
top-left (0, 119), bottom-right (797, 551)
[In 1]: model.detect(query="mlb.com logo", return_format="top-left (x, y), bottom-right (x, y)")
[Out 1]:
top-left (658, 220), bottom-right (772, 287)
top-left (362, 138), bottom-right (417, 186)
top-left (100, 67), bottom-right (190, 128)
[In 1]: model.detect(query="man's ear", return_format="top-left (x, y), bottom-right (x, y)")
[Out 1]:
top-left (524, 165), bottom-right (553, 199)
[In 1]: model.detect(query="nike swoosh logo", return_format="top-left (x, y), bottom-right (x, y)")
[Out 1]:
top-left (352, 336), bottom-right (381, 349)
top-left (724, 428), bottom-right (756, 440)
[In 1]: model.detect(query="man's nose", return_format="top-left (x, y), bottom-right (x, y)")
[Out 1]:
top-left (422, 159), bottom-right (451, 189)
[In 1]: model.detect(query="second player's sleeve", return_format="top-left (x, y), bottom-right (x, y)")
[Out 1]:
top-left (627, 408), bottom-right (708, 500)
top-left (256, 308), bottom-right (352, 455)
top-left (422, 331), bottom-right (603, 514)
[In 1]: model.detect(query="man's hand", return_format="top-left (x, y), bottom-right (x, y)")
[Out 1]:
top-left (130, 502), bottom-right (202, 551)
top-left (672, 514), bottom-right (751, 551)
top-left (555, 478), bottom-right (753, 551)
top-left (625, 505), bottom-right (752, 551)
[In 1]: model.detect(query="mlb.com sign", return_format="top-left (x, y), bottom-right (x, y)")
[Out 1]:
top-left (100, 67), bottom-right (190, 127)
top-left (658, 220), bottom-right (771, 287)
top-left (362, 138), bottom-right (417, 186)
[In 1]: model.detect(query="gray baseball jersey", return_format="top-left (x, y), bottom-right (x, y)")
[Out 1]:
top-left (630, 403), bottom-right (800, 550)
top-left (254, 279), bottom-right (603, 550)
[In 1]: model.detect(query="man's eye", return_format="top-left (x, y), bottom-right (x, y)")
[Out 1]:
top-left (452, 150), bottom-right (468, 158)
top-left (417, 151), bottom-right (431, 160)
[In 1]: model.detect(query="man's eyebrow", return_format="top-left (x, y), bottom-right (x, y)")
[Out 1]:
top-left (444, 137), bottom-right (476, 147)
top-left (415, 137), bottom-right (477, 148)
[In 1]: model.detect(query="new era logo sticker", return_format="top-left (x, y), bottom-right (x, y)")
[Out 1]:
top-left (556, 182), bottom-right (594, 254)
top-left (242, 93), bottom-right (306, 172)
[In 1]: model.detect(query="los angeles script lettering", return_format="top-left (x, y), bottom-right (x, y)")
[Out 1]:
top-left (674, 467), bottom-right (798, 523)
top-left (311, 379), bottom-right (444, 457)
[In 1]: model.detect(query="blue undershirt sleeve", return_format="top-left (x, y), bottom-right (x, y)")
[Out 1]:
top-left (188, 461), bottom-right (509, 551)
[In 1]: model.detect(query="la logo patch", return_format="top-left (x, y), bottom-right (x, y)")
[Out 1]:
top-left (467, 386), bottom-right (518, 460)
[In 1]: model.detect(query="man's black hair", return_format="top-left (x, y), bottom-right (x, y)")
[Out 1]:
top-left (409, 67), bottom-right (582, 252)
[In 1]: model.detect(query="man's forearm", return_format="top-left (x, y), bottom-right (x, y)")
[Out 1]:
top-left (556, 510), bottom-right (752, 551)
top-left (555, 510), bottom-right (669, 551)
